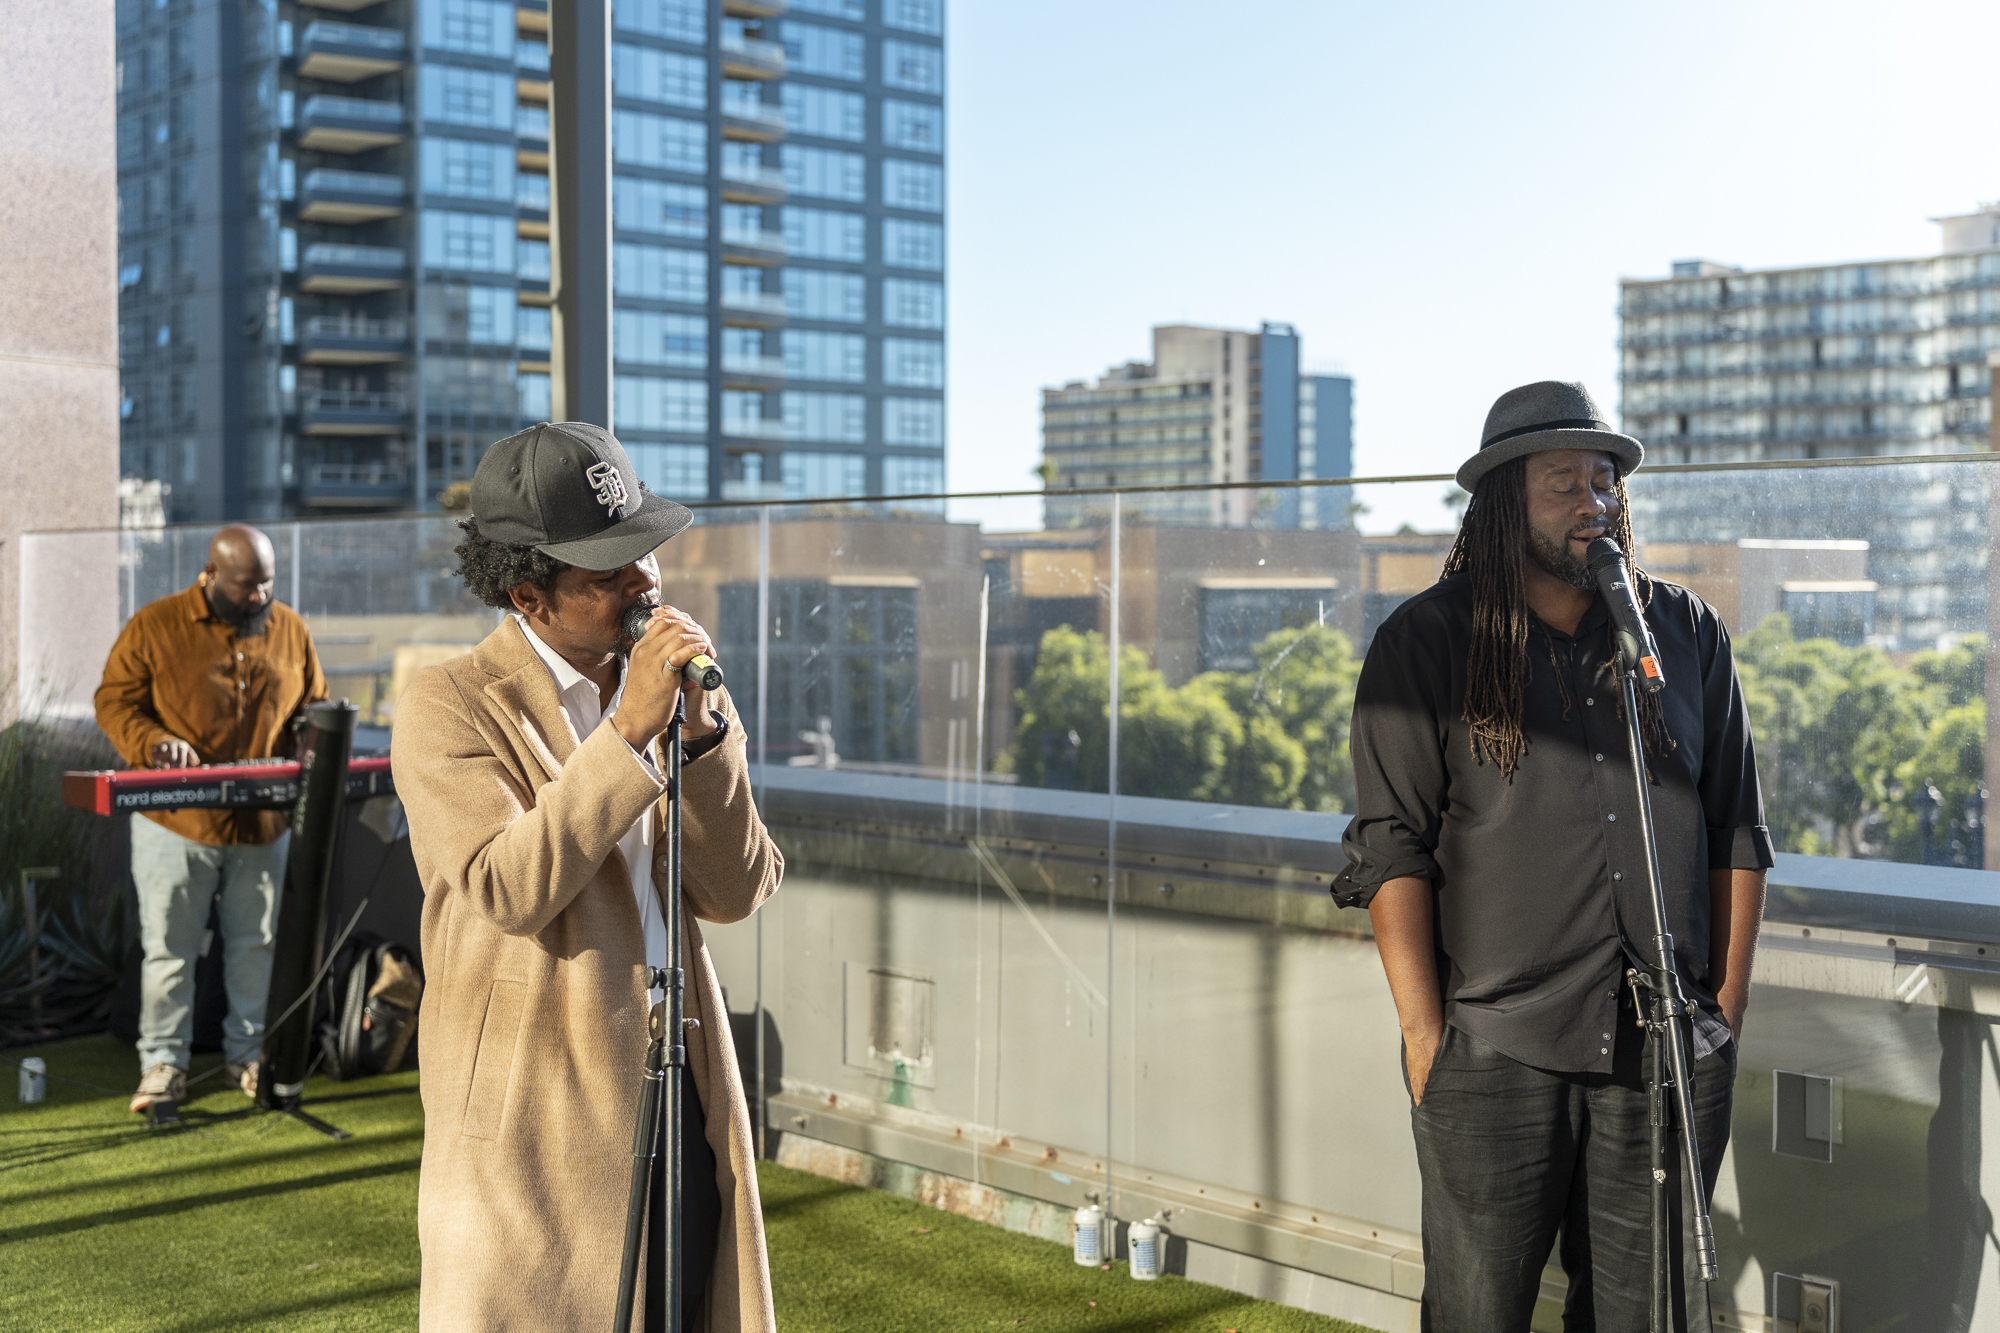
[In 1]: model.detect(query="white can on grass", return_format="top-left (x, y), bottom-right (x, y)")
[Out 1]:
top-left (1072, 1204), bottom-right (1104, 1265)
top-left (1128, 1216), bottom-right (1163, 1279)
top-left (19, 1057), bottom-right (46, 1103)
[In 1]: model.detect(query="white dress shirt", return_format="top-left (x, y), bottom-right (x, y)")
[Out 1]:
top-left (513, 615), bottom-right (667, 991)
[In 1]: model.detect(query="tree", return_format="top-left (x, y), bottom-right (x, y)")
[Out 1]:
top-left (1003, 622), bottom-right (1361, 811)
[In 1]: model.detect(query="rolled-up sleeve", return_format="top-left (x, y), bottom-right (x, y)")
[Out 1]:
top-left (1696, 615), bottom-right (1776, 871)
top-left (1334, 617), bottom-right (1448, 907)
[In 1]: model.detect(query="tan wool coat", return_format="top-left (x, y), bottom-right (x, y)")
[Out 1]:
top-left (392, 620), bottom-right (782, 1332)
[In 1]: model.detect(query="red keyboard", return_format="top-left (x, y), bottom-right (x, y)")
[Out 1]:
top-left (62, 756), bottom-right (395, 816)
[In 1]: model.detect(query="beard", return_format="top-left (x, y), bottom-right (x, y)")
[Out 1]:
top-left (1526, 523), bottom-right (1599, 591)
top-left (207, 581), bottom-right (274, 635)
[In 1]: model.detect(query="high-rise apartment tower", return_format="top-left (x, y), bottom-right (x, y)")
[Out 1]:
top-left (114, 0), bottom-right (945, 522)
top-left (1618, 205), bottom-right (1999, 647)
top-left (1040, 322), bottom-right (1352, 530)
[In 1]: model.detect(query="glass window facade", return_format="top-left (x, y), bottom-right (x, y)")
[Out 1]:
top-left (784, 390), bottom-right (867, 442)
top-left (882, 277), bottom-right (944, 329)
top-left (782, 146), bottom-right (866, 202)
top-left (785, 269), bottom-right (866, 322)
top-left (882, 337), bottom-right (944, 388)
top-left (613, 111), bottom-right (706, 173)
top-left (783, 84), bottom-right (865, 141)
top-left (421, 211), bottom-right (517, 274)
top-left (786, 0), bottom-right (864, 18)
top-left (883, 159), bottom-right (943, 212)
top-left (612, 0), bottom-right (705, 43)
top-left (881, 453), bottom-right (945, 494)
top-left (420, 0), bottom-right (514, 57)
top-left (780, 22), bottom-right (865, 80)
top-left (883, 218), bottom-right (943, 270)
top-left (421, 65), bottom-right (516, 129)
top-left (882, 40), bottom-right (942, 93)
top-left (421, 138), bottom-right (516, 201)
top-left (615, 375), bottom-right (708, 433)
top-left (884, 0), bottom-right (944, 35)
top-left (782, 449), bottom-right (867, 498)
top-left (613, 177), bottom-right (708, 238)
top-left (883, 396), bottom-right (944, 445)
top-left (783, 330), bottom-right (867, 382)
top-left (615, 309), bottom-right (709, 368)
top-left (613, 45), bottom-right (707, 109)
top-left (628, 442), bottom-right (708, 497)
top-left (882, 100), bottom-right (942, 153)
top-left (614, 243), bottom-right (706, 302)
top-left (783, 207), bottom-right (866, 262)
top-left (423, 283), bottom-right (517, 345)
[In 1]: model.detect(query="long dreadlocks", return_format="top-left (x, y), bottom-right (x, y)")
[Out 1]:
top-left (1439, 455), bottom-right (1674, 778)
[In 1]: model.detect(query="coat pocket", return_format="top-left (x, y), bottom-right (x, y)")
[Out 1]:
top-left (460, 980), bottom-right (526, 1141)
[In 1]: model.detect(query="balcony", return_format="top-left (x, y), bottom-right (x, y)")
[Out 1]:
top-left (297, 389), bottom-right (410, 434)
top-left (298, 462), bottom-right (409, 507)
top-left (723, 0), bottom-right (787, 15)
top-left (298, 315), bottom-right (408, 365)
top-left (515, 0), bottom-right (550, 33)
top-left (720, 289), bottom-right (788, 324)
top-left (296, 20), bottom-right (405, 81)
top-left (297, 242), bottom-right (406, 293)
top-left (297, 94), bottom-right (406, 153)
top-left (16, 453), bottom-right (2000, 1332)
top-left (721, 99), bottom-right (788, 142)
top-left (720, 414), bottom-right (787, 441)
top-left (720, 162), bottom-right (786, 206)
top-left (721, 351), bottom-right (787, 383)
top-left (720, 35), bottom-right (786, 80)
top-left (297, 168), bottom-right (405, 223)
top-left (721, 226), bottom-right (786, 265)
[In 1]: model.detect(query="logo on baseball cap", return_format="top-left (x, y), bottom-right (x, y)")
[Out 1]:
top-left (470, 421), bottom-right (694, 571)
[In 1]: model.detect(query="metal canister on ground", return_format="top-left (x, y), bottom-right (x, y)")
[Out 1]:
top-left (19, 1057), bottom-right (47, 1104)
top-left (1128, 1216), bottom-right (1163, 1279)
top-left (1072, 1204), bottom-right (1104, 1266)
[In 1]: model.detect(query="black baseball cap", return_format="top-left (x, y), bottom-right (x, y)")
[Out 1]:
top-left (470, 422), bottom-right (694, 571)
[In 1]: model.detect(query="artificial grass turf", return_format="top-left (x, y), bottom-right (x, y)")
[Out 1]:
top-left (3, 1034), bottom-right (1379, 1333)
top-left (0, 1033), bottom-right (424, 1332)
top-left (759, 1161), bottom-right (1379, 1333)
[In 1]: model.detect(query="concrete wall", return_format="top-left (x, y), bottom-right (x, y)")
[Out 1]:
top-left (0, 2), bottom-right (120, 720)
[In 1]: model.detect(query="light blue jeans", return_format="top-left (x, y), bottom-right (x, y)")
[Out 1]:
top-left (129, 815), bottom-right (288, 1070)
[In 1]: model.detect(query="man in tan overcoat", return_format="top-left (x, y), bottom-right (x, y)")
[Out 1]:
top-left (393, 422), bottom-right (782, 1332)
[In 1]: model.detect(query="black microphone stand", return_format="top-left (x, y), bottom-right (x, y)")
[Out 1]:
top-left (1612, 664), bottom-right (1719, 1332)
top-left (614, 692), bottom-right (688, 1333)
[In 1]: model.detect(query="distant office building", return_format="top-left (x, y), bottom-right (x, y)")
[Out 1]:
top-left (114, 0), bottom-right (944, 522)
top-left (1039, 322), bottom-right (1352, 530)
top-left (1618, 204), bottom-right (2000, 646)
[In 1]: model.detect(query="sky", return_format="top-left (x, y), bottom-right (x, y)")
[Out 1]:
top-left (939, 0), bottom-right (2000, 533)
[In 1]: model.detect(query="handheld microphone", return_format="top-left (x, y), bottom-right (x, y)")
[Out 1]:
top-left (620, 598), bottom-right (726, 690)
top-left (1584, 538), bottom-right (1664, 693)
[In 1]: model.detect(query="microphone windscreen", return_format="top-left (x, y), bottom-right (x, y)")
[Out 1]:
top-left (621, 599), bottom-right (659, 646)
top-left (1584, 536), bottom-right (1625, 573)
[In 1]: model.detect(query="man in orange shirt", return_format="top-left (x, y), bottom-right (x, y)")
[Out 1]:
top-left (95, 524), bottom-right (327, 1113)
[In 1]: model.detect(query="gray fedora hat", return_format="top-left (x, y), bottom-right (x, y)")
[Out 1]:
top-left (1456, 381), bottom-right (1644, 492)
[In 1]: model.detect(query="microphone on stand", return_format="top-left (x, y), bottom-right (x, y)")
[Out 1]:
top-left (1584, 537), bottom-right (1664, 693)
top-left (620, 597), bottom-right (726, 690)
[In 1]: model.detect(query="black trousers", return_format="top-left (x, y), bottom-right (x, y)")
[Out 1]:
top-left (1409, 1000), bottom-right (1735, 1333)
top-left (645, 1063), bottom-right (722, 1333)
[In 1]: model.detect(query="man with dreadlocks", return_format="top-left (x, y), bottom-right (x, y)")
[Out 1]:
top-left (1334, 381), bottom-right (1771, 1332)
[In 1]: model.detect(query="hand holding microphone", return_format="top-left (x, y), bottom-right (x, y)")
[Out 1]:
top-left (610, 598), bottom-right (724, 751)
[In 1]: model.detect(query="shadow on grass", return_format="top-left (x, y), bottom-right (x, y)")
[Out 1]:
top-left (0, 1123), bottom-right (424, 1208)
top-left (0, 1156), bottom-right (419, 1244)
top-left (152, 1278), bottom-right (421, 1333)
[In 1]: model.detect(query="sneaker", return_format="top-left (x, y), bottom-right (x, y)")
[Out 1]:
top-left (225, 1060), bottom-right (260, 1098)
top-left (130, 1063), bottom-right (186, 1114)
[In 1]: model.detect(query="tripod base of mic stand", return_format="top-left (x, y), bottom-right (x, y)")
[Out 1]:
top-left (259, 1090), bottom-right (352, 1140)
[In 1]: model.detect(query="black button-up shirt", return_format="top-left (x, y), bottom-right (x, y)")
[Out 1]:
top-left (1335, 571), bottom-right (1774, 1073)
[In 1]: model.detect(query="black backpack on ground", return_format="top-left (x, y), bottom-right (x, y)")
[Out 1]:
top-left (314, 930), bottom-right (423, 1080)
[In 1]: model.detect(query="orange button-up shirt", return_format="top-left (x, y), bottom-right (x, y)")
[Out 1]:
top-left (94, 581), bottom-right (328, 846)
